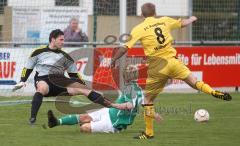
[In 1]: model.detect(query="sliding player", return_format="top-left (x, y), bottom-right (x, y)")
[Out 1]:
top-left (47, 65), bottom-right (161, 133)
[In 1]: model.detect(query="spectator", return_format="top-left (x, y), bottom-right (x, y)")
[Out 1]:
top-left (64, 17), bottom-right (88, 47)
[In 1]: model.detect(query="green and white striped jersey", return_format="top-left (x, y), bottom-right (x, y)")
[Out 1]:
top-left (109, 81), bottom-right (144, 130)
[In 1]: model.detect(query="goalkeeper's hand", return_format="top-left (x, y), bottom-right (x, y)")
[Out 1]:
top-left (12, 82), bottom-right (26, 92)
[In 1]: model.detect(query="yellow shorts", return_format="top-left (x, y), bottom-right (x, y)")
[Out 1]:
top-left (145, 57), bottom-right (191, 96)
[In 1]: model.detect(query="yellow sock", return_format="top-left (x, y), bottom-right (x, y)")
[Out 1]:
top-left (195, 81), bottom-right (214, 95)
top-left (143, 104), bottom-right (155, 136)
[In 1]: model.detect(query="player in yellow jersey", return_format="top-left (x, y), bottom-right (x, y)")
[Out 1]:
top-left (111, 3), bottom-right (232, 139)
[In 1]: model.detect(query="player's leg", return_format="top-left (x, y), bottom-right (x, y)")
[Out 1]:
top-left (84, 108), bottom-right (115, 133)
top-left (140, 93), bottom-right (157, 139)
top-left (134, 58), bottom-right (169, 139)
top-left (48, 75), bottom-right (114, 107)
top-left (170, 57), bottom-right (232, 101)
top-left (29, 80), bottom-right (49, 124)
top-left (47, 110), bottom-right (92, 128)
top-left (47, 110), bottom-right (59, 128)
top-left (79, 114), bottom-right (93, 123)
top-left (134, 75), bottom-right (168, 139)
top-left (80, 123), bottom-right (91, 133)
top-left (66, 82), bottom-right (133, 110)
top-left (67, 83), bottom-right (114, 107)
top-left (184, 74), bottom-right (232, 101)
top-left (51, 108), bottom-right (115, 133)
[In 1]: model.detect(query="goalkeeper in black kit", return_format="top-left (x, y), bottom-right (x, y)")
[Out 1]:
top-left (13, 29), bottom-right (126, 124)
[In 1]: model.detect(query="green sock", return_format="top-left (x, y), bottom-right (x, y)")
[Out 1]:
top-left (58, 114), bottom-right (79, 125)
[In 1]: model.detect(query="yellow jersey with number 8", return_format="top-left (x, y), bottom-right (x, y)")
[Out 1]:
top-left (125, 16), bottom-right (181, 59)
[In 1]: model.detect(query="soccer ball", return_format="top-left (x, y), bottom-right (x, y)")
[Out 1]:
top-left (194, 109), bottom-right (210, 122)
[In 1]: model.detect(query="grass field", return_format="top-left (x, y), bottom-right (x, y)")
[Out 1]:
top-left (0, 93), bottom-right (239, 146)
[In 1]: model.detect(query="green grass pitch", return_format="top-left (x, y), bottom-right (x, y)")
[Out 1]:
top-left (0, 93), bottom-right (239, 146)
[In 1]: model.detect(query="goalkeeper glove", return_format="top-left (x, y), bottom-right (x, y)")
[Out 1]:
top-left (12, 82), bottom-right (26, 92)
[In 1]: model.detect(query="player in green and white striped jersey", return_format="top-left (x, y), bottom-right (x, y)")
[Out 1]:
top-left (47, 65), bottom-right (161, 133)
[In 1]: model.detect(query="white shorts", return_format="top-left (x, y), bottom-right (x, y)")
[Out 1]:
top-left (88, 108), bottom-right (115, 133)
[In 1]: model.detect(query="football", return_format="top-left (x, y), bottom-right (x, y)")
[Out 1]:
top-left (194, 109), bottom-right (210, 122)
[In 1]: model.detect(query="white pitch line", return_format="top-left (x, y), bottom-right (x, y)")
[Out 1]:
top-left (0, 99), bottom-right (90, 106)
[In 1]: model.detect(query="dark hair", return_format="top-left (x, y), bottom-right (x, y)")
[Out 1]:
top-left (49, 29), bottom-right (64, 42)
top-left (141, 3), bottom-right (156, 17)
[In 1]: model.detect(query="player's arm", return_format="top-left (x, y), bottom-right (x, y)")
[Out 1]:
top-left (66, 62), bottom-right (85, 85)
top-left (120, 93), bottom-right (139, 110)
top-left (13, 51), bottom-right (38, 91)
top-left (111, 46), bottom-right (128, 67)
top-left (111, 27), bottom-right (141, 67)
top-left (111, 93), bottom-right (133, 110)
top-left (20, 68), bottom-right (33, 82)
top-left (112, 102), bottom-right (133, 110)
top-left (119, 91), bottom-right (137, 110)
top-left (163, 16), bottom-right (197, 30)
top-left (64, 55), bottom-right (86, 85)
top-left (181, 16), bottom-right (197, 27)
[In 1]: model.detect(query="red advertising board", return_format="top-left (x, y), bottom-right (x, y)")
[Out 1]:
top-left (177, 46), bottom-right (240, 87)
top-left (93, 46), bottom-right (239, 90)
top-left (0, 51), bottom-right (16, 85)
top-left (127, 46), bottom-right (240, 87)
